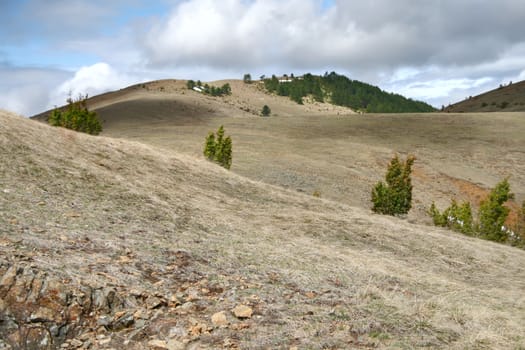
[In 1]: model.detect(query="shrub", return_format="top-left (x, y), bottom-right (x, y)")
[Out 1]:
top-left (261, 105), bottom-right (271, 116)
top-left (478, 178), bottom-right (514, 242)
top-left (510, 201), bottom-right (525, 247)
top-left (48, 95), bottom-right (102, 135)
top-left (203, 126), bottom-right (232, 169)
top-left (429, 200), bottom-right (473, 235)
top-left (371, 155), bottom-right (415, 216)
top-left (187, 80), bottom-right (196, 90)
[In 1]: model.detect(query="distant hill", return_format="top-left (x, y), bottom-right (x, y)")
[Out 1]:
top-left (445, 79), bottom-right (525, 112)
top-left (263, 72), bottom-right (437, 113)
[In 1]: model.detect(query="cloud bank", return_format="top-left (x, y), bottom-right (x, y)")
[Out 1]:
top-left (2, 0), bottom-right (525, 115)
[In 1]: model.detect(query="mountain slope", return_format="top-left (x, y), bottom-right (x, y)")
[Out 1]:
top-left (1, 110), bottom-right (525, 349)
top-left (31, 78), bottom-right (356, 123)
top-left (263, 72), bottom-right (437, 113)
top-left (445, 79), bottom-right (525, 112)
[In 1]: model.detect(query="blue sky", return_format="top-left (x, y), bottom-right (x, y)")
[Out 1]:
top-left (1, 0), bottom-right (525, 115)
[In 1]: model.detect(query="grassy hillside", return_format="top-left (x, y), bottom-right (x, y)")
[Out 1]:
top-left (263, 72), bottom-right (436, 113)
top-left (2, 110), bottom-right (525, 349)
top-left (445, 79), bottom-right (525, 112)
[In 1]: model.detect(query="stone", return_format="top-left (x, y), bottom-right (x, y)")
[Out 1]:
top-left (148, 339), bottom-right (168, 349)
top-left (70, 339), bottom-right (83, 348)
top-left (29, 306), bottom-right (58, 323)
top-left (211, 311), bottom-right (228, 327)
top-left (112, 312), bottom-right (134, 331)
top-left (97, 315), bottom-right (112, 327)
top-left (146, 295), bottom-right (165, 309)
top-left (166, 339), bottom-right (185, 350)
top-left (232, 305), bottom-right (253, 319)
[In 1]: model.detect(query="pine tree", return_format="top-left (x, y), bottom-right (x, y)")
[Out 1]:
top-left (203, 132), bottom-right (216, 160)
top-left (372, 155), bottom-right (415, 215)
top-left (478, 178), bottom-right (514, 242)
top-left (47, 95), bottom-right (102, 135)
top-left (220, 136), bottom-right (232, 169)
top-left (203, 126), bottom-right (232, 169)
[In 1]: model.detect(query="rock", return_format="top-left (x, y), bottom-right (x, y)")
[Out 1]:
top-left (97, 315), bottom-right (112, 327)
top-left (148, 339), bottom-right (168, 349)
top-left (133, 308), bottom-right (149, 320)
top-left (211, 311), bottom-right (228, 327)
top-left (112, 312), bottom-right (134, 331)
top-left (29, 306), bottom-right (59, 323)
top-left (146, 295), bottom-right (165, 309)
top-left (98, 337), bottom-right (111, 346)
top-left (70, 339), bottom-right (83, 348)
top-left (166, 339), bottom-right (185, 350)
top-left (232, 305), bottom-right (253, 319)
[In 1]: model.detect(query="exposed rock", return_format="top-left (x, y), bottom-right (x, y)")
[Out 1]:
top-left (70, 338), bottom-right (83, 348)
top-left (148, 339), bottom-right (169, 349)
top-left (112, 312), bottom-right (135, 331)
top-left (232, 305), bottom-right (253, 319)
top-left (211, 311), bottom-right (228, 327)
top-left (146, 295), bottom-right (165, 310)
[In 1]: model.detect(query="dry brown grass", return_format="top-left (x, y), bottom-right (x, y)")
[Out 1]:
top-left (2, 110), bottom-right (525, 348)
top-left (94, 85), bottom-right (525, 224)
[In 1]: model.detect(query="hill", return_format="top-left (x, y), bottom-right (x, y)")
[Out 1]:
top-left (2, 110), bottom-right (525, 348)
top-left (445, 79), bottom-right (525, 112)
top-left (32, 78), bottom-right (357, 123)
top-left (32, 80), bottom-right (525, 225)
top-left (263, 72), bottom-right (437, 113)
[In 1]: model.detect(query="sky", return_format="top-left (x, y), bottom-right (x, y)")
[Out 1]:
top-left (1, 0), bottom-right (525, 116)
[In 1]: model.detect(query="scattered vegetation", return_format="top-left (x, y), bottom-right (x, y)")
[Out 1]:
top-left (203, 126), bottom-right (232, 169)
top-left (429, 179), bottom-right (524, 245)
top-left (261, 105), bottom-right (271, 117)
top-left (49, 94), bottom-right (102, 135)
top-left (187, 80), bottom-right (231, 97)
top-left (263, 72), bottom-right (436, 113)
top-left (371, 155), bottom-right (415, 216)
top-left (428, 200), bottom-right (473, 235)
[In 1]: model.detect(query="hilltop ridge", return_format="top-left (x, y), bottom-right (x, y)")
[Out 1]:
top-left (1, 110), bottom-right (525, 348)
top-left (445, 79), bottom-right (525, 112)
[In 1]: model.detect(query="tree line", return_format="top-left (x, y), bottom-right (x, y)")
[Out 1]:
top-left (263, 72), bottom-right (436, 113)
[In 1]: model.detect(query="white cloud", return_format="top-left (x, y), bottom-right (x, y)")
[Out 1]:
top-left (50, 62), bottom-right (141, 106)
top-left (3, 0), bottom-right (525, 114)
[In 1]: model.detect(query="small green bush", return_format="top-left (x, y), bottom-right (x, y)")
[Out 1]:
top-left (261, 105), bottom-right (271, 116)
top-left (49, 95), bottom-right (102, 135)
top-left (428, 200), bottom-right (473, 235)
top-left (203, 126), bottom-right (232, 169)
top-left (371, 155), bottom-right (415, 216)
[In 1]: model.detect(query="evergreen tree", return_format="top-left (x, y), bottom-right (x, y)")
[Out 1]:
top-left (203, 126), bottom-right (232, 169)
top-left (220, 136), bottom-right (232, 169)
top-left (203, 132), bottom-right (216, 160)
top-left (371, 155), bottom-right (415, 215)
top-left (478, 178), bottom-right (514, 242)
top-left (261, 105), bottom-right (271, 116)
top-left (48, 94), bottom-right (102, 135)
